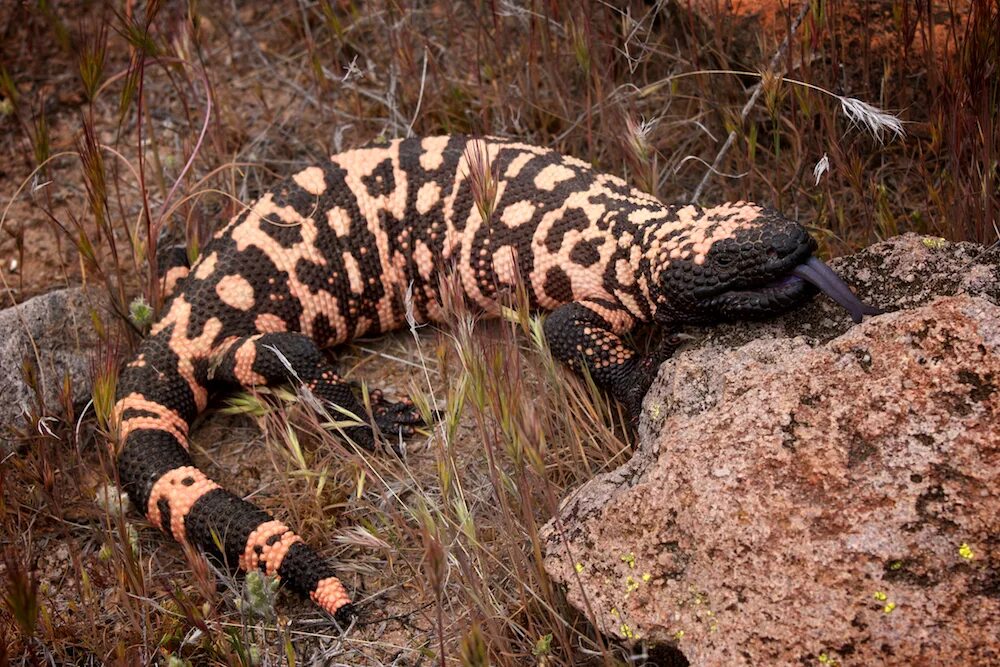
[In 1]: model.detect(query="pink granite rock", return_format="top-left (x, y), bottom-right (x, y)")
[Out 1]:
top-left (542, 291), bottom-right (1000, 665)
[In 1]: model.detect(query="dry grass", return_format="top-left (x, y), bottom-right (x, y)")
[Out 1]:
top-left (0, 0), bottom-right (996, 664)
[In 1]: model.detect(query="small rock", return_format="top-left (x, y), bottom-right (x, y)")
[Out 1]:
top-left (93, 483), bottom-right (131, 515)
top-left (0, 287), bottom-right (109, 453)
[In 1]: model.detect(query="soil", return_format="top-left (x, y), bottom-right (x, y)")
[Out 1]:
top-left (690, 0), bottom-right (970, 61)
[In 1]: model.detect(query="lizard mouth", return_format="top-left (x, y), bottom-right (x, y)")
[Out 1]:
top-left (707, 256), bottom-right (880, 323)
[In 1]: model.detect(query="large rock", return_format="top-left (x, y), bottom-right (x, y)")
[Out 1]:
top-left (541, 236), bottom-right (1000, 665)
top-left (0, 287), bottom-right (108, 452)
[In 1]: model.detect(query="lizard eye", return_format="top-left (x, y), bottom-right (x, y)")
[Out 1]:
top-left (715, 252), bottom-right (735, 267)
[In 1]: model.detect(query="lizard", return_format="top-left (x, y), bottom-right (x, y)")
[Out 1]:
top-left (111, 135), bottom-right (878, 622)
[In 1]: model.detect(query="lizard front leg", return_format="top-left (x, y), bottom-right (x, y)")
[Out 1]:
top-left (542, 298), bottom-right (660, 420)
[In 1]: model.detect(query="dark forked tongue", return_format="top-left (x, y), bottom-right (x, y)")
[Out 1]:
top-left (792, 257), bottom-right (882, 323)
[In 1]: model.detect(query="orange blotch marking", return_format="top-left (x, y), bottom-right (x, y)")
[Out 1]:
top-left (415, 181), bottom-right (442, 215)
top-left (113, 392), bottom-right (190, 447)
top-left (147, 466), bottom-right (220, 544)
top-left (149, 296), bottom-right (222, 411)
top-left (628, 208), bottom-right (663, 226)
top-left (617, 292), bottom-right (644, 318)
top-left (239, 520), bottom-right (302, 577)
top-left (418, 136), bottom-right (450, 170)
top-left (193, 251), bottom-right (218, 280)
top-left (342, 252), bottom-right (364, 294)
top-left (161, 266), bottom-right (189, 296)
top-left (255, 313), bottom-right (288, 333)
top-left (215, 274), bottom-right (256, 311)
top-left (311, 576), bottom-right (351, 614)
top-left (326, 206), bottom-right (353, 237)
top-left (292, 166), bottom-right (327, 195)
top-left (234, 338), bottom-right (267, 385)
top-left (500, 199), bottom-right (537, 228)
top-left (533, 163), bottom-right (577, 191)
top-left (504, 151), bottom-right (535, 179)
top-left (615, 259), bottom-right (635, 287)
top-left (413, 240), bottom-right (434, 281)
top-left (492, 246), bottom-right (520, 286)
top-left (561, 154), bottom-right (591, 169)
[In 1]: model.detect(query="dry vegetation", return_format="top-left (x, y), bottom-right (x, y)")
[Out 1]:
top-left (0, 0), bottom-right (997, 665)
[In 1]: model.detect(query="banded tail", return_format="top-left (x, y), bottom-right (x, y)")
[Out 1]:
top-left (112, 325), bottom-right (353, 621)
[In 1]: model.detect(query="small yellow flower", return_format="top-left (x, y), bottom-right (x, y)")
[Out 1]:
top-left (625, 576), bottom-right (639, 593)
top-left (883, 602), bottom-right (897, 614)
top-left (609, 607), bottom-right (619, 618)
top-left (873, 591), bottom-right (887, 602)
top-left (620, 623), bottom-right (635, 639)
top-left (574, 562), bottom-right (585, 573)
top-left (621, 552), bottom-right (636, 568)
top-left (959, 543), bottom-right (975, 560)
top-left (673, 629), bottom-right (685, 641)
top-left (642, 572), bottom-right (651, 582)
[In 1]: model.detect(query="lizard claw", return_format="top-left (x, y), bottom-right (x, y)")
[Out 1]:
top-left (339, 391), bottom-right (429, 454)
top-left (369, 390), bottom-right (426, 439)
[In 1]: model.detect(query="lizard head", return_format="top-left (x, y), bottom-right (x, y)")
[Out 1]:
top-left (648, 203), bottom-right (879, 325)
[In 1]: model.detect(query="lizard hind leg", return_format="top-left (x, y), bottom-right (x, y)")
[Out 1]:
top-left (209, 332), bottom-right (425, 451)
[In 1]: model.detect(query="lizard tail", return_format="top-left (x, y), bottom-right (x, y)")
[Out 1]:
top-left (112, 328), bottom-right (353, 621)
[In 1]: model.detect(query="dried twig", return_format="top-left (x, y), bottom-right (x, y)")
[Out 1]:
top-left (406, 46), bottom-right (429, 138)
top-left (690, 0), bottom-right (811, 203)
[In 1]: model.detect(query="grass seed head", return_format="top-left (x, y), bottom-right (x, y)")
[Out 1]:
top-left (839, 96), bottom-right (905, 144)
top-left (465, 139), bottom-right (500, 224)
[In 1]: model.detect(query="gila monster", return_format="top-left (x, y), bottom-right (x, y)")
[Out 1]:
top-left (112, 135), bottom-right (877, 622)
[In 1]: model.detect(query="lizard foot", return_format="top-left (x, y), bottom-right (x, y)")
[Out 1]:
top-left (369, 389), bottom-right (426, 439)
